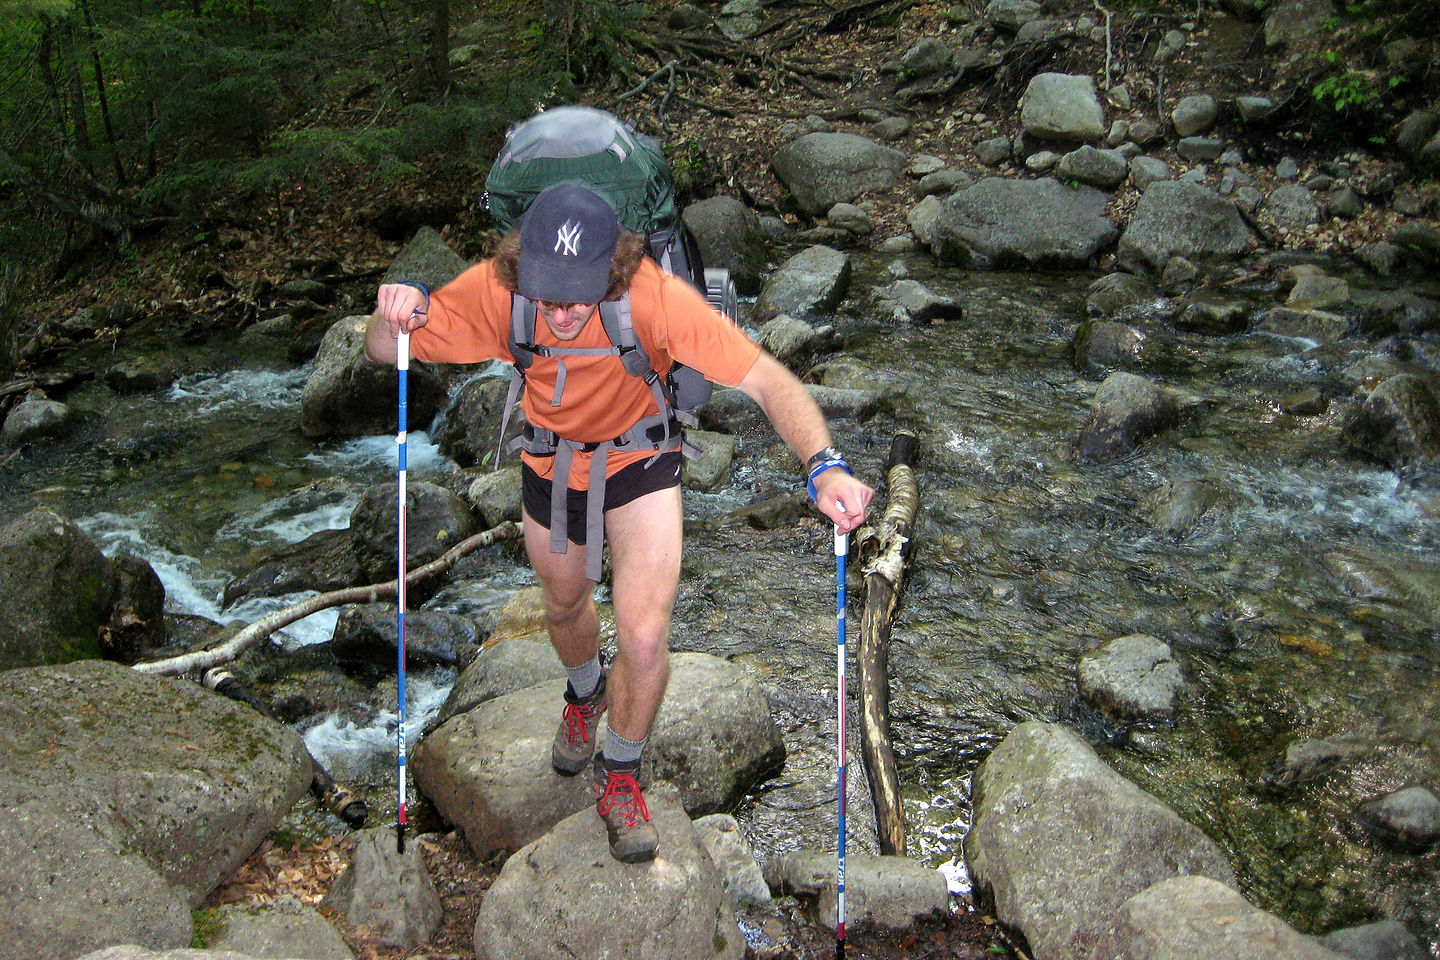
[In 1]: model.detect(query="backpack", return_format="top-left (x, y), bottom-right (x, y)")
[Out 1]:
top-left (482, 106), bottom-right (739, 578)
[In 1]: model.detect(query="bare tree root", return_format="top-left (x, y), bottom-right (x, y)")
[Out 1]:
top-left (132, 521), bottom-right (522, 677)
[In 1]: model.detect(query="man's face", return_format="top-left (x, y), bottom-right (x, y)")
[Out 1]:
top-left (536, 301), bottom-right (598, 341)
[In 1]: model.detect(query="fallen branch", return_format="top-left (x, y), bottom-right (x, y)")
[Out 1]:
top-left (855, 430), bottom-right (919, 856)
top-left (132, 521), bottom-right (522, 676)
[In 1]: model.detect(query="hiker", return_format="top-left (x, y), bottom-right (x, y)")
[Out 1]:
top-left (366, 181), bottom-right (873, 863)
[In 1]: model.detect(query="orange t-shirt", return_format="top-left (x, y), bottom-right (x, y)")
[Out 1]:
top-left (411, 257), bottom-right (762, 488)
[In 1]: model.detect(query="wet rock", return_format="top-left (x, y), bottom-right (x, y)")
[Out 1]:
top-left (1352, 290), bottom-right (1439, 336)
top-left (321, 827), bottom-right (441, 948)
top-left (1076, 372), bottom-right (1182, 463)
top-left (2, 394), bottom-right (76, 444)
top-left (875, 278), bottom-right (965, 324)
top-left (752, 245), bottom-right (851, 322)
top-left (966, 722), bottom-right (1234, 960)
top-left (349, 480), bottom-right (480, 592)
top-left (1019, 73), bottom-right (1105, 142)
top-left (104, 551), bottom-right (168, 662)
top-left (1287, 273), bottom-right (1350, 310)
top-left (1317, 919), bottom-right (1431, 960)
top-left (771, 133), bottom-right (906, 217)
top-left (299, 315), bottom-right (448, 439)
top-left (0, 508), bottom-right (117, 669)
top-left (1078, 633), bottom-right (1184, 720)
top-left (1258, 737), bottom-right (1370, 793)
top-left (1087, 271), bottom-right (1162, 319)
top-left (1141, 478), bottom-right (1233, 538)
top-left (1117, 181), bottom-right (1253, 275)
top-left (1252, 307), bottom-right (1350, 344)
top-left (473, 783), bottom-right (744, 960)
top-left (1093, 875), bottom-right (1346, 960)
top-left (1343, 374), bottom-right (1440, 472)
top-left (105, 361), bottom-right (180, 394)
top-left (757, 313), bottom-right (835, 365)
top-left (1356, 241), bottom-right (1402, 276)
top-left (223, 527), bottom-right (362, 607)
top-left (331, 603), bottom-right (481, 680)
top-left (932, 177), bottom-right (1118, 269)
top-left (1355, 785), bottom-right (1440, 852)
top-left (1176, 297), bottom-right (1248, 335)
top-left (275, 278), bottom-right (334, 304)
top-left (1072, 319), bottom-right (1149, 373)
top-left (765, 852), bottom-right (948, 930)
top-left (1390, 222), bottom-right (1440, 267)
top-left (1160, 256), bottom-right (1201, 295)
top-left (432, 374), bottom-right (517, 469)
top-left (1280, 387), bottom-right (1328, 416)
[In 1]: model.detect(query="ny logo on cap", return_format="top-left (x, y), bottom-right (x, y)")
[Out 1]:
top-left (555, 220), bottom-right (583, 256)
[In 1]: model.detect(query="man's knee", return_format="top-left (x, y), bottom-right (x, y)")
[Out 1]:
top-left (616, 627), bottom-right (670, 674)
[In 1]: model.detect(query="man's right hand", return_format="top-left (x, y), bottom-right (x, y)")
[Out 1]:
top-left (365, 283), bottom-right (430, 363)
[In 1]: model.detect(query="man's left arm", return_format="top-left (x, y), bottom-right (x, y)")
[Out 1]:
top-left (736, 352), bottom-right (874, 534)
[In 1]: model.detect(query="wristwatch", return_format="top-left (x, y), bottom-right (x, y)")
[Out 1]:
top-left (807, 446), bottom-right (842, 469)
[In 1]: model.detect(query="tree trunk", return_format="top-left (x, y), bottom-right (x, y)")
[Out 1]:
top-left (429, 0), bottom-right (450, 91)
top-left (79, 0), bottom-right (126, 186)
top-left (856, 430), bottom-right (919, 856)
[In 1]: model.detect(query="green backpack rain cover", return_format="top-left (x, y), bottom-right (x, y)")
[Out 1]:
top-left (484, 106), bottom-right (680, 237)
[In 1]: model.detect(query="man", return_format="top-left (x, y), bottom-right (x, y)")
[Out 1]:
top-left (368, 181), bottom-right (872, 863)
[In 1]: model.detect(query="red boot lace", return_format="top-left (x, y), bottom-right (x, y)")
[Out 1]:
top-left (561, 701), bottom-right (598, 746)
top-left (597, 770), bottom-right (651, 826)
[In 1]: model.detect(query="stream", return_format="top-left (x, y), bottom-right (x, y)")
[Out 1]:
top-left (4, 252), bottom-right (1438, 951)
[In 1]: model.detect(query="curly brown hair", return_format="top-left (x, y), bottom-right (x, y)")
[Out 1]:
top-left (492, 227), bottom-right (648, 302)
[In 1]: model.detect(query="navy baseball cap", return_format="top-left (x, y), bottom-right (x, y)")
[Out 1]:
top-left (517, 182), bottom-right (621, 303)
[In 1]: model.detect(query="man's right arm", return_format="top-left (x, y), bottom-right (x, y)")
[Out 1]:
top-left (364, 283), bottom-right (431, 364)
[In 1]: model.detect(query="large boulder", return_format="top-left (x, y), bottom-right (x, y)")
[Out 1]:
top-left (965, 722), bottom-right (1234, 960)
top-left (1019, 73), bottom-right (1105, 142)
top-left (1076, 372), bottom-right (1184, 462)
top-left (1117, 181), bottom-right (1253, 275)
top-left (0, 660), bottom-right (312, 960)
top-left (471, 783), bottom-right (744, 960)
top-left (682, 195), bottom-right (770, 295)
top-left (432, 374), bottom-right (518, 469)
top-left (412, 652), bottom-right (785, 859)
top-left (348, 480), bottom-right (480, 589)
top-left (381, 225), bottom-right (470, 291)
top-left (771, 133), bottom-right (906, 216)
top-left (1089, 876), bottom-right (1346, 960)
top-left (752, 245), bottom-right (851, 322)
top-left (931, 177), bottom-right (1118, 269)
top-left (1344, 374), bottom-right (1440, 472)
top-left (298, 315), bottom-right (448, 438)
top-left (0, 508), bottom-right (118, 669)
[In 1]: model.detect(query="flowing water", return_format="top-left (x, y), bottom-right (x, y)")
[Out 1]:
top-left (5, 256), bottom-right (1438, 950)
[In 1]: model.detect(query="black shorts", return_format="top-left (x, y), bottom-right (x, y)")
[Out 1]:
top-left (522, 451), bottom-right (683, 546)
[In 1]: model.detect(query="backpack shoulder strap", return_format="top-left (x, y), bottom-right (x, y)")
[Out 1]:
top-left (598, 294), bottom-right (651, 379)
top-left (509, 293), bottom-right (538, 370)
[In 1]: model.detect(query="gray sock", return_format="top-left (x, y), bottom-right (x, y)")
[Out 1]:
top-left (603, 726), bottom-right (646, 765)
top-left (566, 655), bottom-right (602, 700)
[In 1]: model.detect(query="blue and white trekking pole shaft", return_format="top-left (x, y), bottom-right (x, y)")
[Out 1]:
top-left (395, 329), bottom-right (410, 855)
top-left (834, 522), bottom-right (848, 960)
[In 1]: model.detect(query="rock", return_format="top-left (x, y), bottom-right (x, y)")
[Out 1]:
top-left (434, 591), bottom-right (565, 725)
top-left (771, 133), bottom-right (906, 217)
top-left (381, 225), bottom-right (469, 293)
top-left (931, 177), bottom-right (1118, 269)
top-left (349, 480), bottom-right (479, 589)
top-left (465, 464), bottom-right (523, 527)
top-left (471, 783), bottom-right (744, 960)
top-left (1280, 387), bottom-right (1327, 416)
top-left (1073, 319), bottom-right (1149, 373)
top-left (331, 603), bottom-right (481, 681)
top-left (876, 279), bottom-right (965, 324)
top-left (752, 245), bottom-right (850, 322)
top-left (986, 0), bottom-right (1041, 32)
top-left (1352, 290), bottom-right (1439, 336)
top-left (1235, 95), bottom-right (1277, 122)
top-left (1086, 272), bottom-right (1161, 319)
top-left (1117, 181), bottom-right (1253, 275)
top-left (1078, 633), bottom-right (1185, 720)
top-left (433, 374), bottom-right (518, 469)
top-left (666, 2), bottom-right (708, 29)
top-left (1252, 307), bottom-right (1350, 344)
top-left (1024, 150), bottom-right (1060, 173)
top-left (1396, 109), bottom-right (1440, 162)
top-left (298, 316), bottom-right (447, 439)
top-left (1318, 919), bottom-right (1431, 960)
top-left (1130, 156), bottom-right (1172, 189)
top-left (717, 0), bottom-right (763, 39)
top-left (693, 814), bottom-right (772, 909)
top-left (1076, 372), bottom-right (1182, 462)
top-left (1391, 222), bottom-right (1440, 266)
top-left (105, 360), bottom-right (180, 394)
top-left (1343, 374), bottom-right (1440, 471)
top-left (275, 278), bottom-right (334, 303)
top-left (1265, 0), bottom-right (1336, 47)
top-left (1263, 183), bottom-right (1322, 230)
top-left (976, 136), bottom-right (1012, 166)
top-left (682, 195), bottom-right (769, 295)
top-left (222, 525), bottom-right (362, 608)
top-left (1257, 737), bottom-right (1370, 792)
top-left (1092, 875), bottom-right (1346, 959)
top-left (1171, 94), bottom-right (1218, 137)
top-left (412, 652), bottom-right (785, 859)
top-left (321, 828), bottom-right (442, 947)
top-left (1019, 73), bottom-right (1105, 142)
top-left (0, 508), bottom-right (117, 669)
top-left (2, 394), bottom-right (76, 444)
top-left (917, 168), bottom-right (972, 195)
top-left (907, 194), bottom-right (944, 245)
top-left (1176, 298), bottom-right (1248, 335)
top-left (0, 660), bottom-right (312, 960)
top-left (827, 201), bottom-right (874, 234)
top-left (210, 896), bottom-right (354, 959)
top-left (1176, 136), bottom-right (1226, 162)
top-left (1055, 145), bottom-right (1130, 189)
top-left (105, 550), bottom-right (169, 662)
top-left (1154, 28), bottom-right (1186, 62)
top-left (1287, 273), bottom-right (1350, 310)
top-left (1140, 478), bottom-right (1232, 538)
top-left (1357, 241), bottom-right (1402, 276)
top-left (871, 116), bottom-right (911, 141)
top-left (1329, 186), bottom-right (1364, 219)
top-left (1355, 785), bottom-right (1440, 851)
top-left (907, 154), bottom-right (947, 176)
top-left (965, 722), bottom-right (1235, 960)
top-left (1276, 156), bottom-right (1301, 180)
top-left (765, 852), bottom-right (948, 930)
top-left (757, 313), bottom-right (834, 365)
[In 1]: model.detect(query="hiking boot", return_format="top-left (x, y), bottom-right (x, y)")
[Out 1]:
top-left (592, 754), bottom-right (658, 863)
top-left (551, 673), bottom-right (607, 776)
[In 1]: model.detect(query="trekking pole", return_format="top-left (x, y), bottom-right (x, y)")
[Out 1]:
top-left (395, 328), bottom-right (410, 855)
top-left (834, 522), bottom-right (849, 960)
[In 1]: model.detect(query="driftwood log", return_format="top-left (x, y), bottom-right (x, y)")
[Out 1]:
top-left (132, 520), bottom-right (522, 677)
top-left (856, 430), bottom-right (919, 856)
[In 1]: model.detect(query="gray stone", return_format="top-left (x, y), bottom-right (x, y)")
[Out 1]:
top-left (1258, 737), bottom-right (1369, 792)
top-left (299, 316), bottom-right (447, 439)
top-left (682, 195), bottom-right (769, 295)
top-left (907, 154), bottom-right (947, 176)
top-left (1079, 633), bottom-right (1185, 719)
top-left (932, 177), bottom-right (1118, 269)
top-left (1265, 0), bottom-right (1337, 47)
top-left (0, 508), bottom-right (117, 668)
top-left (1117, 181), bottom-right (1252, 275)
top-left (1171, 94), bottom-right (1218, 136)
top-left (1356, 785), bottom-right (1440, 851)
top-left (1236, 95), bottom-right (1276, 122)
top-left (1092, 876), bottom-right (1346, 960)
top-left (349, 480), bottom-right (479, 587)
top-left (965, 722), bottom-right (1234, 960)
top-left (1019, 73), bottom-right (1105, 142)
top-left (976, 136), bottom-right (1012, 166)
top-left (683, 428), bottom-right (737, 492)
top-left (1287, 273), bottom-right (1350, 311)
top-left (473, 784), bottom-right (743, 960)
top-left (1024, 150), bottom-right (1060, 173)
top-left (1344, 374), bottom-right (1440, 471)
top-left (907, 194), bottom-right (944, 246)
top-left (1176, 137), bottom-right (1226, 162)
top-left (1329, 186), bottom-right (1364, 219)
top-left (1086, 272), bottom-right (1161, 319)
top-left (1264, 183), bottom-right (1322, 230)
top-left (1395, 109), bottom-right (1440, 161)
top-left (772, 133), bottom-right (906, 216)
top-left (1160, 256), bottom-right (1200, 296)
top-left (693, 814), bottom-right (772, 909)
top-left (758, 313), bottom-right (834, 366)
top-left (1318, 919), bottom-right (1431, 960)
top-left (753, 245), bottom-right (850, 322)
top-left (1056, 145), bottom-right (1130, 189)
top-left (211, 896), bottom-right (353, 960)
top-left (917, 168), bottom-right (972, 196)
top-left (321, 828), bottom-right (443, 948)
top-left (986, 0), bottom-right (1041, 32)
top-left (1076, 372), bottom-right (1182, 462)
top-left (765, 852), bottom-right (948, 930)
top-left (827, 202), bottom-right (874, 235)
top-left (382, 225), bottom-right (468, 293)
top-left (1253, 307), bottom-right (1350, 344)
top-left (1154, 28), bottom-right (1187, 62)
top-left (878, 279), bottom-right (965, 324)
top-left (466, 464), bottom-right (523, 528)
top-left (717, 0), bottom-right (764, 39)
top-left (1141, 479), bottom-right (1235, 538)
top-left (435, 588), bottom-right (565, 724)
top-left (1073, 319), bottom-right (1148, 373)
top-left (1176, 298), bottom-right (1248, 335)
top-left (2, 395), bottom-right (75, 445)
top-left (1129, 156), bottom-right (1172, 189)
top-left (872, 117), bottom-right (911, 141)
top-left (1276, 156), bottom-right (1301, 180)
